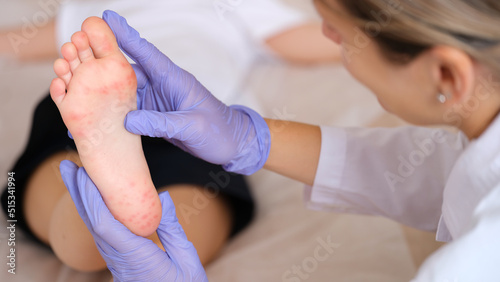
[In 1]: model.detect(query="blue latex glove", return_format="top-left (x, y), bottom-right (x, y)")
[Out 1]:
top-left (59, 160), bottom-right (208, 282)
top-left (102, 10), bottom-right (271, 175)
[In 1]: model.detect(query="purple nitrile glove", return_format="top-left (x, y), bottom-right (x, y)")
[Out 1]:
top-left (59, 160), bottom-right (208, 282)
top-left (102, 10), bottom-right (271, 175)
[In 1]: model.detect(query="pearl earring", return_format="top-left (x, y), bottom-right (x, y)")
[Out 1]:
top-left (437, 93), bottom-right (450, 103)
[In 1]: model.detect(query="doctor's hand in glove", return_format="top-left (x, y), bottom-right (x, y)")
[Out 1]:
top-left (102, 10), bottom-right (271, 175)
top-left (59, 160), bottom-right (208, 282)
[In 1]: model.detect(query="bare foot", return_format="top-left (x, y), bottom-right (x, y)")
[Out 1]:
top-left (49, 17), bottom-right (161, 237)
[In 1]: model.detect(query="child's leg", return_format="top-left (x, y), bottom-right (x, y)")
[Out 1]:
top-left (23, 151), bottom-right (106, 271)
top-left (265, 22), bottom-right (341, 65)
top-left (49, 17), bottom-right (161, 237)
top-left (151, 185), bottom-right (232, 266)
top-left (0, 19), bottom-right (58, 61)
top-left (24, 152), bottom-right (232, 271)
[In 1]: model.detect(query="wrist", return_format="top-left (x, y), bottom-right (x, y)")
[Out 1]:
top-left (222, 105), bottom-right (271, 175)
top-left (263, 119), bottom-right (321, 186)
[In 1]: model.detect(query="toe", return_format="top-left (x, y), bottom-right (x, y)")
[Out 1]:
top-left (61, 42), bottom-right (80, 73)
top-left (71, 31), bottom-right (95, 63)
top-left (54, 58), bottom-right (72, 86)
top-left (50, 78), bottom-right (67, 106)
top-left (81, 16), bottom-right (120, 59)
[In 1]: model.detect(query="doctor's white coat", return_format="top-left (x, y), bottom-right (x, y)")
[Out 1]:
top-left (306, 115), bottom-right (500, 281)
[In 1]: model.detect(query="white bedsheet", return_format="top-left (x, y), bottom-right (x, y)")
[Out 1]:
top-left (0, 1), bottom-right (424, 281)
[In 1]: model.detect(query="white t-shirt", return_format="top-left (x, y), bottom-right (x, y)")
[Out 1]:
top-left (56, 0), bottom-right (312, 103)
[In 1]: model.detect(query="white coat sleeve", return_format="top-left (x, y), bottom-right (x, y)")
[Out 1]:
top-left (305, 126), bottom-right (469, 231)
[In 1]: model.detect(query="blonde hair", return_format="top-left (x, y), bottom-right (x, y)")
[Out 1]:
top-left (334, 0), bottom-right (500, 74)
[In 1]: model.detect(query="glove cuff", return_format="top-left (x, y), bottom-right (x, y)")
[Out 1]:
top-left (223, 105), bottom-right (271, 175)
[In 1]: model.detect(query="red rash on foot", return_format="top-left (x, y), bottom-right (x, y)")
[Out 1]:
top-left (140, 192), bottom-right (151, 204)
top-left (125, 73), bottom-right (136, 86)
top-left (100, 43), bottom-right (112, 54)
top-left (82, 85), bottom-right (91, 94)
top-left (68, 112), bottom-right (87, 121)
top-left (110, 81), bottom-right (126, 92)
top-left (100, 86), bottom-right (110, 95)
top-left (72, 129), bottom-right (84, 137)
top-left (54, 20), bottom-right (160, 238)
top-left (127, 214), bottom-right (138, 223)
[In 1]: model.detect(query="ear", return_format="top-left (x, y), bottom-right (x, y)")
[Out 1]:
top-left (427, 46), bottom-right (476, 104)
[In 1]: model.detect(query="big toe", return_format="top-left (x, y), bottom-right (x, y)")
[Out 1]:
top-left (81, 16), bottom-right (121, 59)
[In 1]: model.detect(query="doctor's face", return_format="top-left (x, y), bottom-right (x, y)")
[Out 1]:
top-left (313, 0), bottom-right (440, 125)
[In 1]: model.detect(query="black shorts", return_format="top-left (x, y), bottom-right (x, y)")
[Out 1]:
top-left (1, 94), bottom-right (254, 244)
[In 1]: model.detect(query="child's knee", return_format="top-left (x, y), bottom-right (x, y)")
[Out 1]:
top-left (48, 193), bottom-right (106, 272)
